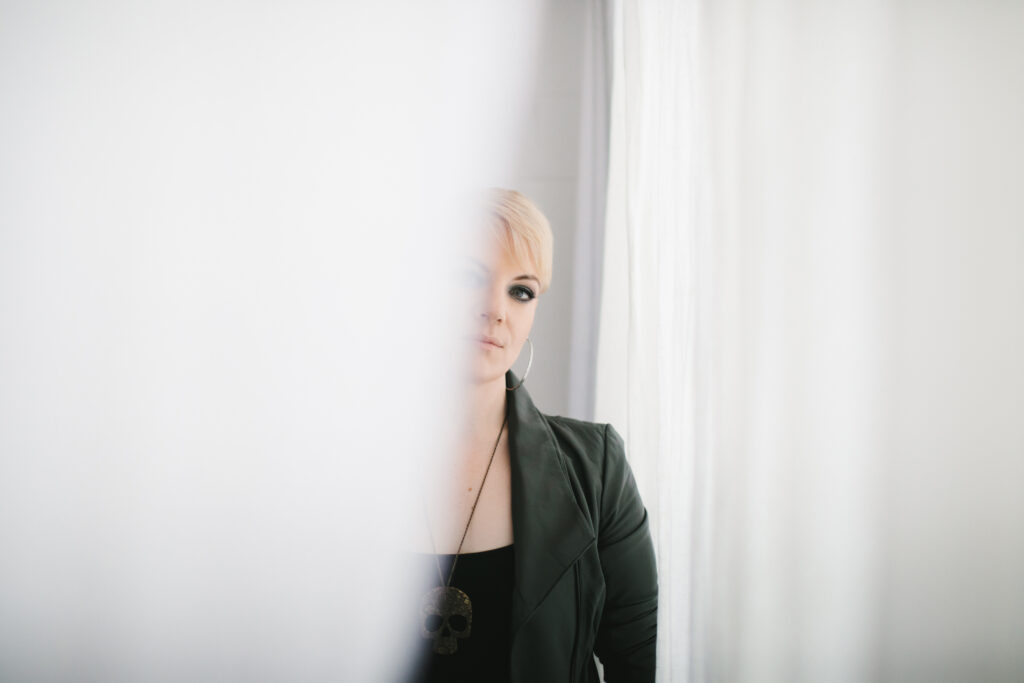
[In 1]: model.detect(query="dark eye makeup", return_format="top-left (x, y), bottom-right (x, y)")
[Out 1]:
top-left (509, 284), bottom-right (536, 302)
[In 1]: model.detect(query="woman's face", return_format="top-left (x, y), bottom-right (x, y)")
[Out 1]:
top-left (465, 240), bottom-right (540, 385)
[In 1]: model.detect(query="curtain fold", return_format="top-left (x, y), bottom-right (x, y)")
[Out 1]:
top-left (597, 1), bottom-right (1024, 681)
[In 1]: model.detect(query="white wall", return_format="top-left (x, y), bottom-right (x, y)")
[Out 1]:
top-left (503, 0), bottom-right (588, 419)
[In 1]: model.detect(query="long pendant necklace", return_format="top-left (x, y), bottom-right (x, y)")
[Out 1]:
top-left (420, 404), bottom-right (508, 655)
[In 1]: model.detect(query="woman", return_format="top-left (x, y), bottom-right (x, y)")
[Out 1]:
top-left (413, 189), bottom-right (657, 682)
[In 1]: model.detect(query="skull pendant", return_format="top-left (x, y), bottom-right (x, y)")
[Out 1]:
top-left (420, 586), bottom-right (472, 655)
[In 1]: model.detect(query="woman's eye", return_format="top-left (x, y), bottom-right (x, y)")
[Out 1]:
top-left (509, 285), bottom-right (535, 302)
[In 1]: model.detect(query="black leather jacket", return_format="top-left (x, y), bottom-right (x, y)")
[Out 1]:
top-left (505, 370), bottom-right (657, 682)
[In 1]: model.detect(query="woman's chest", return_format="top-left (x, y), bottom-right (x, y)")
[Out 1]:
top-left (421, 443), bottom-right (514, 554)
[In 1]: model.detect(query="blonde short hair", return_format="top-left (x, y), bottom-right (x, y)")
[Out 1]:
top-left (486, 188), bottom-right (554, 294)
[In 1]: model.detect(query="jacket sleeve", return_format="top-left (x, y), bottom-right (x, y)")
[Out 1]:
top-left (593, 423), bottom-right (658, 682)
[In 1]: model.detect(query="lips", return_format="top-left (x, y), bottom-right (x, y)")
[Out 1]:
top-left (479, 335), bottom-right (504, 348)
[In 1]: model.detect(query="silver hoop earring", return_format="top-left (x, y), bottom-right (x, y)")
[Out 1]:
top-left (506, 337), bottom-right (533, 391)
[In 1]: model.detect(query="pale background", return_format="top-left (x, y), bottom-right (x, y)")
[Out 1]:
top-left (493, 0), bottom-right (594, 420)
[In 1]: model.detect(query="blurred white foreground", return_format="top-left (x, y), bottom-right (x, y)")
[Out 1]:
top-left (0, 2), bottom-right (545, 680)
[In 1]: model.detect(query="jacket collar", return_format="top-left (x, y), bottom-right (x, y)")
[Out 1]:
top-left (505, 370), bottom-right (596, 638)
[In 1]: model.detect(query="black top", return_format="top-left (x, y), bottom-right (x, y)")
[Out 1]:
top-left (408, 544), bottom-right (515, 683)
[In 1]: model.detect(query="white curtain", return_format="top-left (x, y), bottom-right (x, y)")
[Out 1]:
top-left (596, 1), bottom-right (1024, 681)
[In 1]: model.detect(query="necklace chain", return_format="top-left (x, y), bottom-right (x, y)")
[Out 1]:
top-left (423, 402), bottom-right (509, 589)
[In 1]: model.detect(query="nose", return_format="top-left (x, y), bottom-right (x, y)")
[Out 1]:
top-left (478, 285), bottom-right (506, 324)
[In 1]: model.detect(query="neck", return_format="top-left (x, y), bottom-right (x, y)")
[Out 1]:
top-left (462, 373), bottom-right (508, 448)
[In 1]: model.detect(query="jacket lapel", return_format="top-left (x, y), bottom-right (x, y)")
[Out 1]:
top-left (505, 370), bottom-right (596, 640)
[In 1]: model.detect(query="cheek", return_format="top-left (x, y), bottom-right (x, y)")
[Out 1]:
top-left (516, 307), bottom-right (537, 336)
top-left (507, 316), bottom-right (535, 352)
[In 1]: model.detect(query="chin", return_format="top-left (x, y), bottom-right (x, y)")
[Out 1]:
top-left (468, 359), bottom-right (507, 385)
